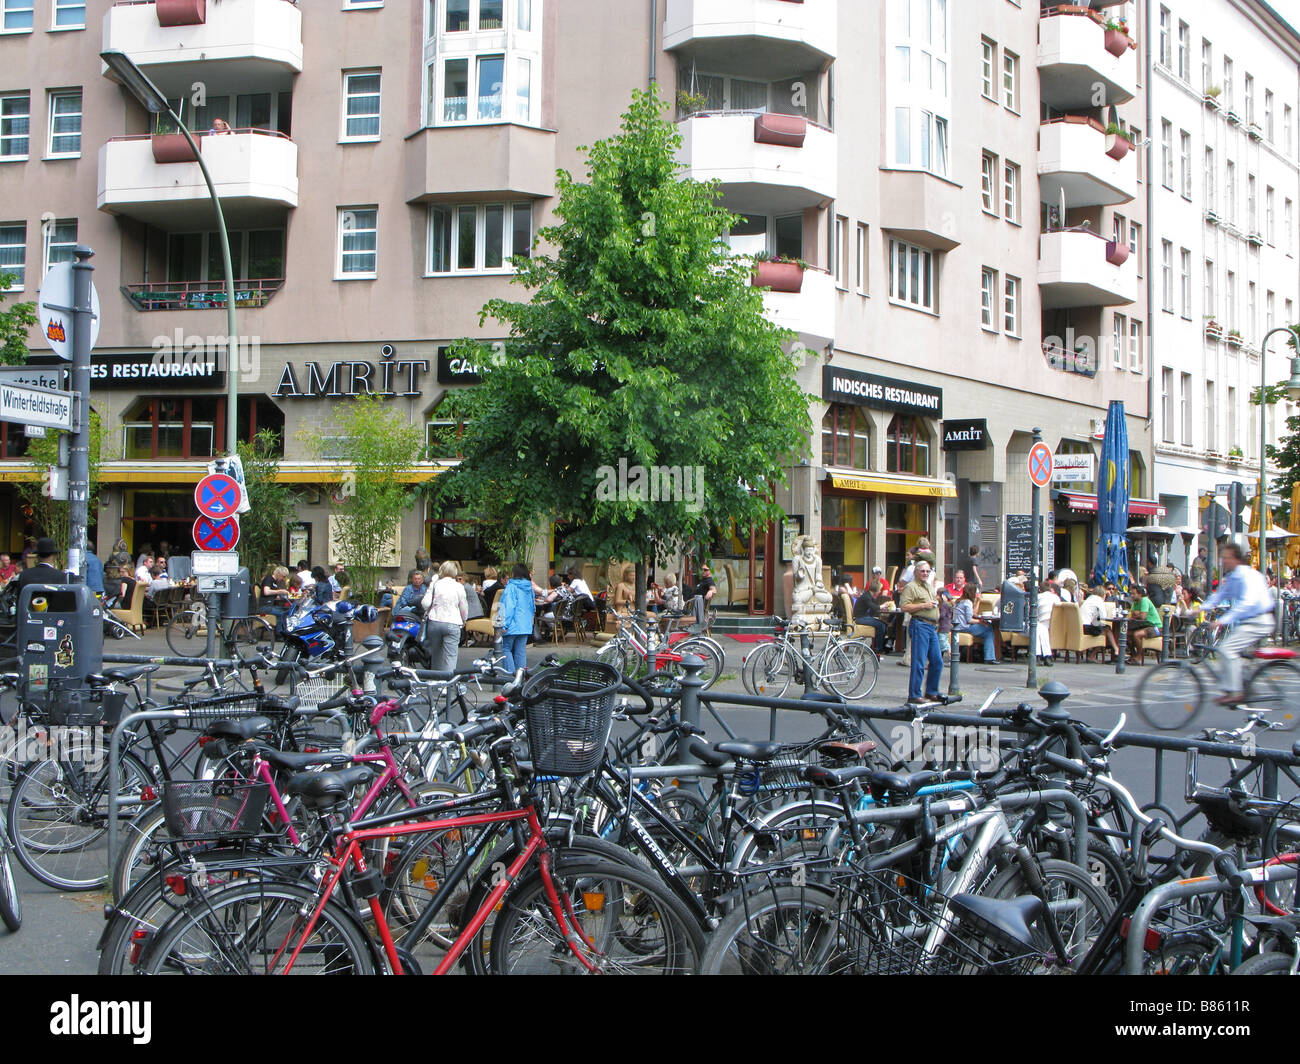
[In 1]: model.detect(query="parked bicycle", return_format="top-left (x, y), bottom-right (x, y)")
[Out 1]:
top-left (742, 616), bottom-right (878, 699)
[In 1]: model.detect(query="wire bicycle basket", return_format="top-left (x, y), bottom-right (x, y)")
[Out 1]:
top-left (161, 779), bottom-right (270, 841)
top-left (521, 659), bottom-right (620, 776)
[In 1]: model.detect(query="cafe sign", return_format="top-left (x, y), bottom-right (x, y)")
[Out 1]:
top-left (941, 418), bottom-right (988, 451)
top-left (822, 366), bottom-right (942, 418)
top-left (1052, 453), bottom-right (1095, 483)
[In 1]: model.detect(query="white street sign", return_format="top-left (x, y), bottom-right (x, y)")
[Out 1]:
top-left (37, 262), bottom-right (100, 360)
top-left (1052, 453), bottom-right (1095, 483)
top-left (0, 383), bottom-right (73, 430)
top-left (1266, 493), bottom-right (1283, 507)
top-left (191, 551), bottom-right (240, 576)
top-left (0, 366), bottom-right (64, 391)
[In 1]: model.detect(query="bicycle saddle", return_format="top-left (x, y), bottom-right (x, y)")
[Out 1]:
top-left (713, 740), bottom-right (787, 763)
top-left (284, 766), bottom-right (376, 810)
top-left (868, 769), bottom-right (942, 798)
top-left (204, 716), bottom-right (274, 741)
top-left (258, 694), bottom-right (301, 714)
top-left (802, 763), bottom-right (875, 789)
top-left (88, 664), bottom-right (160, 685)
top-left (948, 893), bottom-right (1043, 953)
top-left (684, 735), bottom-right (730, 767)
top-left (256, 747), bottom-right (357, 773)
top-left (818, 738), bottom-right (878, 762)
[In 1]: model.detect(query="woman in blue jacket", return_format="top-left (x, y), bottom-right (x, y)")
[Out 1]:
top-left (497, 563), bottom-right (538, 674)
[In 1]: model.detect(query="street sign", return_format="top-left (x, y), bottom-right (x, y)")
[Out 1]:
top-left (207, 455), bottom-right (250, 514)
top-left (1266, 493), bottom-right (1283, 507)
top-left (1215, 483), bottom-right (1234, 495)
top-left (0, 382), bottom-right (73, 430)
top-left (37, 262), bottom-right (100, 360)
top-left (0, 366), bottom-right (63, 391)
top-left (194, 472), bottom-right (241, 520)
top-left (1051, 453), bottom-right (1093, 483)
top-left (1028, 442), bottom-right (1053, 488)
top-left (192, 515), bottom-right (240, 552)
top-left (191, 551), bottom-right (240, 576)
top-left (23, 424), bottom-right (46, 438)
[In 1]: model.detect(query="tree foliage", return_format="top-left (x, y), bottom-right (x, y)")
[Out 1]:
top-left (236, 429), bottom-right (297, 584)
top-left (1256, 329), bottom-right (1300, 525)
top-left (433, 88), bottom-right (812, 602)
top-left (302, 394), bottom-right (425, 604)
top-left (17, 411), bottom-right (110, 552)
top-left (0, 272), bottom-right (36, 366)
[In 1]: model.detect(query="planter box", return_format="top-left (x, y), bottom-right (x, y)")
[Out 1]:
top-left (1203, 94), bottom-right (1221, 110)
top-left (1103, 29), bottom-right (1129, 57)
top-left (150, 132), bottom-right (200, 163)
top-left (753, 112), bottom-right (807, 148)
top-left (1104, 133), bottom-right (1131, 160)
top-left (156, 0), bottom-right (206, 26)
top-left (752, 260), bottom-right (805, 293)
top-left (1105, 239), bottom-right (1129, 266)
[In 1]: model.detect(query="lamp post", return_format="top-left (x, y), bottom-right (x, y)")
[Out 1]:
top-left (100, 50), bottom-right (238, 455)
top-left (1256, 324), bottom-right (1300, 636)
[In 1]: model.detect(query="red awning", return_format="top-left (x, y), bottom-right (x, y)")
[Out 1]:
top-left (1054, 491), bottom-right (1166, 517)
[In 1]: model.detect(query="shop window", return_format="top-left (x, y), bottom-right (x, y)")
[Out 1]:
top-left (822, 494), bottom-right (868, 588)
top-left (885, 501), bottom-right (930, 576)
top-left (821, 404), bottom-right (870, 470)
top-left (0, 420), bottom-right (29, 458)
top-left (885, 415), bottom-right (931, 475)
top-left (1055, 439), bottom-right (1094, 493)
top-left (123, 395), bottom-right (282, 460)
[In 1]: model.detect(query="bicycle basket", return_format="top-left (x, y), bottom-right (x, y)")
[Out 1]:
top-left (35, 688), bottom-right (128, 728)
top-left (521, 659), bottom-right (620, 776)
top-left (161, 779), bottom-right (270, 840)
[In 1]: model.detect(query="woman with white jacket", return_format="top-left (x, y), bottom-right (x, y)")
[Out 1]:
top-left (1035, 580), bottom-right (1060, 667)
top-left (421, 560), bottom-right (468, 672)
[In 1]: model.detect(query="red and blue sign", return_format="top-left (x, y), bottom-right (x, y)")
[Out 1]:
top-left (195, 473), bottom-right (241, 519)
top-left (1028, 442), bottom-right (1054, 488)
top-left (193, 514), bottom-right (240, 552)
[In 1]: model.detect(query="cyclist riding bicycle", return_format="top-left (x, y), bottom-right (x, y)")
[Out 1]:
top-left (1200, 541), bottom-right (1275, 705)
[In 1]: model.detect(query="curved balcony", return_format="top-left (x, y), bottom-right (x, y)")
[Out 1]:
top-left (1039, 228), bottom-right (1137, 308)
top-left (756, 265), bottom-right (835, 346)
top-left (98, 130), bottom-right (298, 227)
top-left (1038, 6), bottom-right (1136, 110)
top-left (677, 111), bottom-right (836, 212)
top-left (103, 0), bottom-right (303, 76)
top-left (664, 0), bottom-right (835, 79)
top-left (1038, 117), bottom-right (1136, 208)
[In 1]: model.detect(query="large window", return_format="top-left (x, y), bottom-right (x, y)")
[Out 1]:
top-left (1177, 20), bottom-right (1189, 80)
top-left (123, 396), bottom-right (281, 461)
top-left (1206, 381), bottom-right (1217, 451)
top-left (0, 92), bottom-right (29, 158)
top-left (821, 404), bottom-right (870, 470)
top-left (342, 70), bottom-right (381, 141)
top-left (0, 221), bottom-right (23, 289)
top-left (428, 201), bottom-right (531, 274)
top-left (52, 0), bottom-right (83, 28)
top-left (823, 495), bottom-right (868, 587)
top-left (47, 89), bottom-right (81, 157)
top-left (888, 239), bottom-right (937, 313)
top-left (980, 38), bottom-right (995, 100)
top-left (980, 151), bottom-right (997, 214)
top-left (426, 0), bottom-right (540, 127)
top-left (44, 218), bottom-right (75, 272)
top-left (1160, 368), bottom-right (1174, 443)
top-left (1003, 161), bottom-right (1019, 223)
top-left (1001, 51), bottom-right (1018, 112)
top-left (1, 0), bottom-right (32, 31)
top-left (1179, 248), bottom-right (1191, 318)
top-left (1003, 275), bottom-right (1019, 336)
top-left (337, 207), bottom-right (377, 278)
top-left (1158, 6), bottom-right (1170, 67)
top-left (1160, 120), bottom-right (1172, 190)
top-left (980, 266), bottom-right (996, 330)
top-left (885, 501), bottom-right (929, 575)
top-left (166, 229), bottom-right (285, 282)
top-left (1179, 130), bottom-right (1191, 198)
top-left (888, 0), bottom-right (949, 176)
top-left (886, 415), bottom-right (931, 475)
top-left (1161, 240), bottom-right (1173, 312)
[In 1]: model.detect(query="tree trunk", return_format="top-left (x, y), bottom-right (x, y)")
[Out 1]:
top-left (635, 557), bottom-right (648, 613)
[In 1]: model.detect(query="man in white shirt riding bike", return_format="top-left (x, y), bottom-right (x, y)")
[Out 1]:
top-left (1200, 541), bottom-right (1275, 704)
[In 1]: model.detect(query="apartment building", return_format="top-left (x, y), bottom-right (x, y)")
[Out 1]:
top-left (0, 0), bottom-right (1153, 616)
top-left (1145, 0), bottom-right (1300, 567)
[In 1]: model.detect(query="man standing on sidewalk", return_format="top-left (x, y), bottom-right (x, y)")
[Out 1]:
top-left (899, 559), bottom-right (942, 707)
top-left (1201, 542), bottom-right (1275, 704)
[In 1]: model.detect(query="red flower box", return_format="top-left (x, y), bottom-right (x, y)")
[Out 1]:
top-left (1105, 134), bottom-right (1130, 161)
top-left (753, 113), bottom-right (807, 148)
top-left (1105, 240), bottom-right (1129, 266)
top-left (752, 261), bottom-right (805, 293)
top-left (151, 133), bottom-right (200, 163)
top-left (1103, 28), bottom-right (1129, 57)
top-left (157, 0), bottom-right (206, 27)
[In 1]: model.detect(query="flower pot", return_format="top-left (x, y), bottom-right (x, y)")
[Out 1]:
top-left (151, 132), bottom-right (200, 163)
top-left (752, 261), bottom-right (805, 293)
top-left (1105, 240), bottom-right (1129, 266)
top-left (1103, 28), bottom-right (1128, 57)
top-left (753, 113), bottom-right (807, 148)
top-left (156, 0), bottom-right (206, 27)
top-left (1105, 133), bottom-right (1130, 161)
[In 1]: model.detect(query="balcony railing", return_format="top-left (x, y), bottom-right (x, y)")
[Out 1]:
top-left (123, 277), bottom-right (284, 311)
top-left (103, 0), bottom-right (303, 73)
top-left (1042, 342), bottom-right (1098, 379)
top-left (1037, 5), bottom-right (1137, 109)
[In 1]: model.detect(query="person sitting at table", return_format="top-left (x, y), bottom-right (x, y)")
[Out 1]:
top-left (944, 569), bottom-right (968, 598)
top-left (955, 584), bottom-right (999, 663)
top-left (1126, 583), bottom-right (1163, 664)
top-left (851, 580), bottom-right (889, 653)
top-left (1078, 584), bottom-right (1121, 662)
top-left (0, 552), bottom-right (16, 586)
top-left (1035, 579), bottom-right (1061, 667)
top-left (261, 566), bottom-right (294, 633)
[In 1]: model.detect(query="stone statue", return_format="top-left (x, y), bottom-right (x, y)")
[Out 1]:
top-left (789, 535), bottom-right (834, 625)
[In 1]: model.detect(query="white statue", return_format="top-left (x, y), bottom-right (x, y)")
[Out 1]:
top-left (789, 535), bottom-right (834, 624)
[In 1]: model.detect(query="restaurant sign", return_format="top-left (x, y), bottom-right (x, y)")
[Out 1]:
top-left (941, 419), bottom-right (988, 451)
top-left (822, 366), bottom-right (942, 418)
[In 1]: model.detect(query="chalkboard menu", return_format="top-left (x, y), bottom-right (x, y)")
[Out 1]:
top-left (1005, 514), bottom-right (1042, 577)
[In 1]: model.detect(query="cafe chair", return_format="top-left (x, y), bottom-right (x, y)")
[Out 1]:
top-left (465, 598), bottom-right (498, 648)
top-left (1055, 602), bottom-right (1107, 663)
top-left (111, 581), bottom-right (150, 635)
top-left (1132, 606), bottom-right (1175, 665)
top-left (956, 631), bottom-right (976, 662)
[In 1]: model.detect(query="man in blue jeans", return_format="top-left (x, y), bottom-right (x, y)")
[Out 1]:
top-left (898, 559), bottom-right (942, 706)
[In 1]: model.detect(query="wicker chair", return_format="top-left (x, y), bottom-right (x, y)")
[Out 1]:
top-left (111, 580), bottom-right (150, 635)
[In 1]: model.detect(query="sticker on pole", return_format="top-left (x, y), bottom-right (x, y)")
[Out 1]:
top-left (193, 515), bottom-right (240, 552)
top-left (195, 472), bottom-right (241, 519)
top-left (1028, 442), bottom-right (1053, 488)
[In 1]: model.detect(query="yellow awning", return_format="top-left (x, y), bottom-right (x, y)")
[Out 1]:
top-left (95, 462), bottom-right (447, 485)
top-left (826, 472), bottom-right (957, 498)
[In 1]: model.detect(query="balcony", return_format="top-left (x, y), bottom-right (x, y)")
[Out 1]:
top-left (677, 112), bottom-right (835, 212)
top-left (98, 130), bottom-right (298, 226)
top-left (877, 169), bottom-right (963, 251)
top-left (1038, 118), bottom-right (1137, 207)
top-left (1038, 228), bottom-right (1137, 308)
top-left (755, 265), bottom-right (835, 346)
top-left (663, 0), bottom-right (835, 79)
top-left (1038, 7), bottom-right (1136, 110)
top-left (122, 277), bottom-right (284, 312)
top-left (103, 0), bottom-right (303, 75)
top-left (404, 124), bottom-right (557, 203)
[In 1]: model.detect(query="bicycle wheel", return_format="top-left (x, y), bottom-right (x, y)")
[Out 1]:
top-left (139, 879), bottom-right (376, 975)
top-left (1232, 951), bottom-right (1297, 974)
top-left (661, 637), bottom-right (723, 690)
top-left (745, 642), bottom-right (795, 699)
top-left (985, 858), bottom-right (1114, 970)
top-left (0, 841), bottom-right (21, 932)
top-left (489, 856), bottom-right (704, 974)
top-left (6, 749), bottom-right (154, 892)
top-left (1244, 659), bottom-right (1300, 731)
top-left (165, 606), bottom-right (207, 659)
top-left (1135, 661), bottom-right (1205, 731)
top-left (822, 641), bottom-right (879, 699)
top-left (698, 883), bottom-right (840, 974)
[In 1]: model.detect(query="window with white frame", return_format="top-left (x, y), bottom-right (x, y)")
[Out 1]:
top-left (1112, 212), bottom-right (1126, 247)
top-left (1287, 105), bottom-right (1294, 156)
top-left (980, 38), bottom-right (995, 100)
top-left (1223, 57), bottom-right (1234, 111)
top-left (1177, 20), bottom-right (1189, 80)
top-left (1001, 51), bottom-right (1018, 112)
top-left (1130, 222), bottom-right (1142, 276)
top-left (1228, 386), bottom-right (1237, 448)
top-left (888, 0), bottom-right (949, 176)
top-left (1130, 126), bottom-right (1141, 182)
top-left (1267, 186), bottom-right (1275, 244)
top-left (1179, 248), bottom-right (1190, 318)
top-left (1266, 89), bottom-right (1274, 140)
top-left (0, 222), bottom-right (23, 289)
top-left (1201, 38), bottom-right (1212, 93)
top-left (428, 201), bottom-right (531, 274)
top-left (1225, 160), bottom-right (1235, 221)
top-left (1248, 173), bottom-right (1258, 234)
top-left (1267, 290), bottom-right (1275, 331)
top-left (2, 0), bottom-right (32, 31)
top-left (47, 89), bottom-right (80, 157)
top-left (1161, 240), bottom-right (1173, 312)
top-left (426, 0), bottom-right (540, 127)
top-left (1205, 258), bottom-right (1216, 319)
top-left (52, 0), bottom-right (83, 28)
top-left (1114, 313), bottom-right (1126, 368)
top-left (0, 92), bottom-right (28, 158)
top-left (1205, 147), bottom-right (1215, 208)
top-left (856, 222), bottom-right (868, 294)
top-left (1226, 269), bottom-right (1236, 328)
top-left (44, 218), bottom-right (75, 272)
top-left (1287, 198), bottom-right (1294, 251)
top-left (1158, 6), bottom-right (1170, 67)
top-left (1245, 74), bottom-right (1254, 125)
top-left (341, 70), bottom-right (381, 141)
top-left (1288, 298), bottom-right (1295, 323)
top-left (344, 0), bottom-right (384, 7)
top-left (1160, 120), bottom-right (1172, 190)
top-left (980, 151), bottom-right (996, 214)
top-left (337, 207), bottom-right (377, 278)
top-left (980, 267), bottom-right (996, 330)
top-left (1180, 372), bottom-right (1192, 444)
top-left (1130, 319), bottom-right (1143, 373)
top-left (1002, 161), bottom-right (1019, 223)
top-left (1206, 381), bottom-right (1216, 450)
top-left (888, 239), bottom-right (937, 312)
top-left (1003, 275), bottom-right (1019, 335)
top-left (1248, 281), bottom-right (1257, 342)
top-left (834, 215), bottom-right (847, 288)
top-left (1160, 367), bottom-right (1173, 442)
top-left (1179, 130), bottom-right (1191, 198)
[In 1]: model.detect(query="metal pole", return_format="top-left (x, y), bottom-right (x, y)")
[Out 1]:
top-left (66, 246), bottom-right (94, 580)
top-left (1028, 427), bottom-right (1041, 690)
top-left (203, 590), bottom-right (220, 660)
top-left (947, 625), bottom-right (961, 697)
top-left (677, 653), bottom-right (705, 762)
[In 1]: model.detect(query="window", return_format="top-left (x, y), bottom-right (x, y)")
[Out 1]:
top-left (1228, 387), bottom-right (1237, 450)
top-left (1245, 74), bottom-right (1254, 125)
top-left (980, 267), bottom-right (997, 330)
top-left (1130, 126), bottom-right (1141, 182)
top-left (1129, 222), bottom-right (1142, 277)
top-left (1002, 161), bottom-right (1019, 223)
top-left (888, 239), bottom-right (937, 312)
top-left (886, 415), bottom-right (930, 475)
top-left (1205, 148), bottom-right (1215, 208)
top-left (164, 229), bottom-right (284, 284)
top-left (1201, 38), bottom-right (1212, 93)
top-left (0, 92), bottom-right (28, 158)
top-left (1179, 130), bottom-right (1191, 198)
top-left (1160, 368), bottom-right (1174, 442)
top-left (1248, 281), bottom-right (1257, 342)
top-left (1205, 258), bottom-right (1216, 319)
top-left (1179, 248), bottom-right (1190, 318)
top-left (46, 89), bottom-right (80, 157)
top-left (1161, 240), bottom-right (1173, 312)
top-left (1177, 20), bottom-right (1190, 80)
top-left (1267, 290), bottom-right (1275, 331)
top-left (1112, 212), bottom-right (1126, 248)
top-left (2, 0), bottom-right (32, 31)
top-left (1158, 6), bottom-right (1170, 67)
top-left (1113, 313), bottom-right (1126, 367)
top-left (834, 215), bottom-right (848, 288)
top-left (1287, 199), bottom-right (1294, 252)
top-left (1130, 319), bottom-right (1143, 373)
top-left (1248, 173), bottom-right (1257, 233)
top-left (52, 0), bottom-right (83, 28)
top-left (344, 0), bottom-right (385, 7)
top-left (0, 222), bottom-right (23, 289)
top-left (1206, 381), bottom-right (1216, 451)
top-left (1288, 298), bottom-right (1295, 324)
top-left (428, 201), bottom-right (531, 273)
top-left (821, 405), bottom-right (870, 470)
top-left (980, 151), bottom-right (997, 214)
top-left (1160, 120), bottom-right (1172, 190)
top-left (427, 0), bottom-right (539, 127)
top-left (1287, 105), bottom-right (1294, 156)
top-left (1226, 270), bottom-right (1236, 328)
top-left (1180, 372), bottom-right (1192, 444)
top-left (1266, 89), bottom-right (1274, 141)
top-left (1223, 57), bottom-right (1234, 112)
top-left (856, 223), bottom-right (868, 294)
top-left (980, 38), bottom-right (995, 100)
top-left (517, 0), bottom-right (531, 30)
top-left (43, 218), bottom-right (75, 272)
top-left (1267, 186), bottom-right (1276, 244)
top-left (1225, 160), bottom-right (1235, 221)
top-left (1003, 275), bottom-right (1019, 335)
top-left (341, 70), bottom-right (381, 141)
top-left (1001, 51), bottom-right (1018, 111)
top-left (337, 207), bottom-right (377, 278)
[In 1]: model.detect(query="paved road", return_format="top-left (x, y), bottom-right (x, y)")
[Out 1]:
top-left (1, 628), bottom-right (1293, 974)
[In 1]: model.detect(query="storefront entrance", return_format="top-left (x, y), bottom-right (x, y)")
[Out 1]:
top-left (123, 490), bottom-right (198, 558)
top-left (706, 522), bottom-right (774, 615)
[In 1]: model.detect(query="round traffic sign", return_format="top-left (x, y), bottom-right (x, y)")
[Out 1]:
top-left (1028, 442), bottom-right (1054, 488)
top-left (193, 514), bottom-right (240, 552)
top-left (195, 472), bottom-right (241, 520)
top-left (38, 262), bottom-right (101, 361)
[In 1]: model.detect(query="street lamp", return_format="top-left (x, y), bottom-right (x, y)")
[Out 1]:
top-left (1256, 325), bottom-right (1300, 631)
top-left (100, 49), bottom-right (238, 455)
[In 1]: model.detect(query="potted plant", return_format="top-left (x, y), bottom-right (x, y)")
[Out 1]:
top-left (1103, 17), bottom-right (1131, 57)
top-left (1205, 318), bottom-right (1223, 337)
top-left (1203, 85), bottom-right (1222, 108)
top-left (1227, 329), bottom-right (1244, 346)
top-left (676, 90), bottom-right (708, 118)
top-left (751, 251), bottom-right (810, 293)
top-left (1228, 445), bottom-right (1244, 461)
top-left (1104, 122), bottom-right (1131, 160)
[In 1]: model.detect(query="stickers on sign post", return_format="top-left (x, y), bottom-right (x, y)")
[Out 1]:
top-left (193, 515), bottom-right (240, 552)
top-left (195, 472), bottom-right (241, 520)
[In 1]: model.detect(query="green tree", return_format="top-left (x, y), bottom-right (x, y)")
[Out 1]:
top-left (236, 429), bottom-right (297, 587)
top-left (434, 88), bottom-right (812, 606)
top-left (1254, 331), bottom-right (1300, 525)
top-left (0, 271), bottom-right (36, 366)
top-left (16, 411), bottom-right (111, 552)
top-left (302, 394), bottom-right (425, 605)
